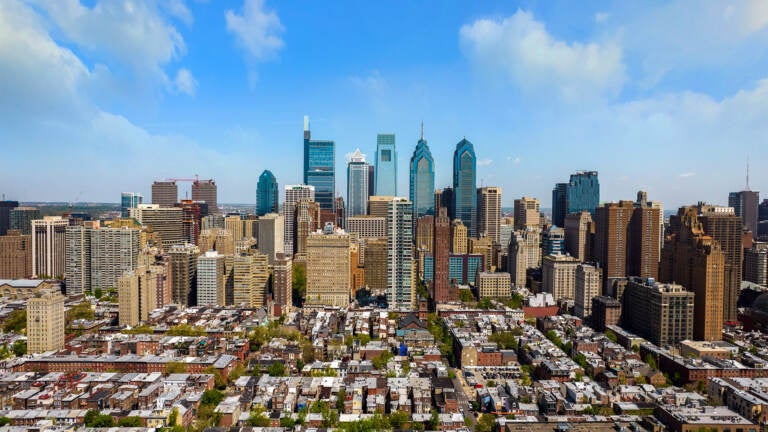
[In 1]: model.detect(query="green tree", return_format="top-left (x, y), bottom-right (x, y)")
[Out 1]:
top-left (167, 323), bottom-right (207, 336)
top-left (389, 410), bottom-right (409, 429)
top-left (336, 388), bottom-right (347, 413)
top-left (459, 290), bottom-right (475, 303)
top-left (292, 264), bottom-right (306, 305)
top-left (371, 351), bottom-right (394, 370)
top-left (93, 287), bottom-right (103, 299)
top-left (644, 354), bottom-right (658, 370)
top-left (67, 301), bottom-right (95, 324)
top-left (3, 309), bottom-right (26, 333)
top-left (200, 389), bottom-right (225, 407)
top-left (248, 406), bottom-right (271, 427)
top-left (268, 362), bottom-right (286, 377)
top-left (280, 416), bottom-right (296, 428)
top-left (11, 340), bottom-right (26, 357)
top-left (83, 409), bottom-right (115, 427)
top-left (487, 380), bottom-right (496, 387)
top-left (427, 410), bottom-right (440, 430)
top-left (228, 364), bottom-right (246, 384)
top-left (164, 361), bottom-right (188, 375)
top-left (573, 353), bottom-right (588, 369)
top-left (117, 416), bottom-right (142, 427)
top-left (0, 417), bottom-right (11, 426)
top-left (478, 297), bottom-right (493, 309)
top-left (605, 329), bottom-right (617, 343)
top-left (545, 330), bottom-right (563, 349)
top-left (167, 407), bottom-right (179, 426)
top-left (475, 413), bottom-right (496, 432)
top-left (488, 332), bottom-right (519, 350)
top-left (122, 324), bottom-right (154, 335)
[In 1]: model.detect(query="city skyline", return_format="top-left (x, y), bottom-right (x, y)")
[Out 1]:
top-left (1, 0), bottom-right (767, 209)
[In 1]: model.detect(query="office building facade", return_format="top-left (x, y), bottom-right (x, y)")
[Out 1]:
top-left (197, 251), bottom-right (225, 306)
top-left (151, 181), bottom-right (178, 208)
top-left (433, 207), bottom-right (452, 303)
top-left (453, 139), bottom-right (477, 236)
top-left (514, 197), bottom-right (540, 230)
top-left (564, 211), bottom-right (593, 262)
top-left (10, 207), bottom-right (40, 235)
top-left (130, 204), bottom-right (184, 247)
top-left (192, 179), bottom-right (218, 214)
top-left (386, 198), bottom-right (413, 309)
top-left (0, 230), bottom-right (31, 279)
top-left (121, 192), bottom-right (144, 218)
top-left (375, 134), bottom-right (397, 196)
top-left (347, 149), bottom-right (369, 217)
top-left (477, 186), bottom-right (501, 244)
top-left (306, 226), bottom-right (351, 307)
top-left (31, 217), bottom-right (68, 279)
top-left (256, 170), bottom-right (279, 216)
top-left (542, 253), bottom-right (580, 300)
top-left (622, 277), bottom-right (694, 347)
top-left (283, 185), bottom-right (315, 257)
top-left (257, 213), bottom-right (284, 264)
top-left (27, 288), bottom-right (65, 353)
top-left (409, 130), bottom-right (434, 219)
top-left (729, 190), bottom-right (759, 235)
top-left (574, 264), bottom-right (601, 320)
top-left (699, 204), bottom-right (743, 323)
top-left (0, 201), bottom-right (18, 236)
top-left (303, 116), bottom-right (335, 210)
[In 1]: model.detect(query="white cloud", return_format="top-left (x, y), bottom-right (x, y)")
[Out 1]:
top-left (477, 158), bottom-right (493, 167)
top-left (678, 172), bottom-right (696, 178)
top-left (33, 0), bottom-right (186, 83)
top-left (173, 68), bottom-right (198, 95)
top-left (225, 0), bottom-right (284, 84)
top-left (161, 0), bottom-right (193, 26)
top-left (595, 12), bottom-right (609, 23)
top-left (460, 10), bottom-right (625, 102)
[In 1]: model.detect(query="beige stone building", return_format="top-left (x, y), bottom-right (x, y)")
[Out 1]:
top-left (477, 272), bottom-right (511, 298)
top-left (27, 288), bottom-right (65, 353)
top-left (306, 228), bottom-right (350, 307)
top-left (541, 254), bottom-right (580, 300)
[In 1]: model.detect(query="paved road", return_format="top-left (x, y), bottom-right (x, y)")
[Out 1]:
top-left (451, 367), bottom-right (477, 429)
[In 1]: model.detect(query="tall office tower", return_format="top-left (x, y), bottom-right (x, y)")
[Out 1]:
top-left (574, 264), bottom-right (602, 320)
top-left (542, 226), bottom-right (565, 256)
top-left (168, 244), bottom-right (199, 307)
top-left (541, 254), bottom-right (580, 300)
top-left (453, 139), bottom-right (477, 236)
top-left (433, 207), bottom-right (452, 303)
top-left (151, 181), bottom-right (178, 208)
top-left (90, 227), bottom-right (140, 292)
top-left (451, 220), bottom-right (468, 254)
top-left (31, 217), bottom-right (67, 279)
top-left (499, 221), bottom-right (514, 252)
top-left (0, 230), bottom-right (31, 279)
top-left (176, 200), bottom-right (207, 245)
top-left (368, 195), bottom-right (395, 218)
top-left (225, 214), bottom-right (245, 241)
top-left (368, 165), bottom-right (375, 197)
top-left (660, 206), bottom-right (725, 341)
top-left (346, 216), bottom-right (387, 239)
top-left (65, 222), bottom-right (95, 296)
top-left (551, 183), bottom-right (568, 227)
top-left (594, 201), bottom-right (660, 289)
top-left (567, 171), bottom-right (600, 215)
top-left (192, 179), bottom-right (218, 214)
top-left (635, 190), bottom-right (665, 258)
top-left (375, 133), bottom-right (397, 196)
top-left (257, 213), bottom-right (284, 264)
top-left (305, 225), bottom-right (351, 307)
top-left (347, 149), bottom-right (369, 217)
top-left (294, 199), bottom-right (321, 256)
top-left (409, 127), bottom-right (435, 219)
top-left (514, 197), bottom-right (540, 230)
top-left (130, 204), bottom-right (184, 248)
top-left (256, 170), bottom-right (279, 216)
top-left (121, 193), bottom-right (144, 218)
top-left (509, 227), bottom-right (543, 279)
top-left (283, 185), bottom-right (315, 256)
top-left (477, 187), bottom-right (501, 244)
top-left (273, 253), bottom-right (293, 315)
top-left (26, 288), bottom-right (65, 353)
top-left (0, 201), bottom-right (18, 235)
top-left (415, 216), bottom-right (434, 252)
top-left (564, 211), bottom-right (593, 262)
top-left (197, 251), bottom-right (225, 306)
top-left (622, 277), bottom-right (694, 347)
top-left (10, 207), bottom-right (40, 235)
top-left (697, 204), bottom-right (743, 323)
top-left (364, 237), bottom-right (388, 294)
top-left (303, 116), bottom-right (335, 210)
top-left (386, 198), bottom-right (413, 309)
top-left (729, 190), bottom-right (759, 234)
top-left (745, 243), bottom-right (768, 287)
top-left (228, 252), bottom-right (269, 307)
top-left (435, 187), bottom-right (455, 220)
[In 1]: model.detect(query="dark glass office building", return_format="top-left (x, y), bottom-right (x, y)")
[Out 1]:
top-left (409, 129), bottom-right (435, 219)
top-left (453, 138), bottom-right (477, 237)
top-left (256, 170), bottom-right (279, 216)
top-left (303, 116), bottom-right (336, 210)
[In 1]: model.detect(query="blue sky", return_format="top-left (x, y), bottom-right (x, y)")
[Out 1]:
top-left (2, 0), bottom-right (768, 210)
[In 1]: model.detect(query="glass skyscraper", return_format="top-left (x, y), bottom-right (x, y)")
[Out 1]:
top-left (409, 126), bottom-right (435, 219)
top-left (346, 149), bottom-right (369, 217)
top-left (375, 134), bottom-right (397, 196)
top-left (453, 138), bottom-right (477, 237)
top-left (303, 116), bottom-right (335, 210)
top-left (121, 192), bottom-right (143, 218)
top-left (552, 183), bottom-right (568, 227)
top-left (256, 170), bottom-right (279, 216)
top-left (567, 171), bottom-right (600, 215)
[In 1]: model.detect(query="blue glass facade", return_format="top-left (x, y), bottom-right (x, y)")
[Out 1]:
top-left (303, 119), bottom-right (335, 210)
top-left (121, 192), bottom-right (143, 217)
top-left (453, 139), bottom-right (477, 237)
top-left (375, 134), bottom-right (397, 196)
top-left (409, 134), bottom-right (435, 219)
top-left (542, 226), bottom-right (565, 256)
top-left (256, 170), bottom-right (278, 216)
top-left (567, 171), bottom-right (599, 215)
top-left (423, 254), bottom-right (484, 285)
